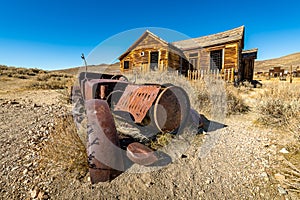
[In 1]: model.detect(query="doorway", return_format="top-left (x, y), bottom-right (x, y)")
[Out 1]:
top-left (150, 52), bottom-right (159, 71)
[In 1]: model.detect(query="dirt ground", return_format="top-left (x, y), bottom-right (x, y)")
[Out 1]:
top-left (0, 78), bottom-right (299, 199)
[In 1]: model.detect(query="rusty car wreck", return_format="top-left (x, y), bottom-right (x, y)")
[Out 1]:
top-left (72, 71), bottom-right (200, 184)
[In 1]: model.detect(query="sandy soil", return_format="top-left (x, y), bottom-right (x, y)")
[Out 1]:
top-left (0, 83), bottom-right (298, 199)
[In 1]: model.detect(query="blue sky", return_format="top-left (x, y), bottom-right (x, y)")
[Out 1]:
top-left (0, 0), bottom-right (299, 70)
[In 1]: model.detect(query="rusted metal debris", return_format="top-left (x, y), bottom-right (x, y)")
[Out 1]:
top-left (75, 72), bottom-right (191, 184)
top-left (152, 86), bottom-right (190, 132)
top-left (126, 142), bottom-right (158, 166)
top-left (114, 85), bottom-right (161, 123)
top-left (85, 99), bottom-right (124, 183)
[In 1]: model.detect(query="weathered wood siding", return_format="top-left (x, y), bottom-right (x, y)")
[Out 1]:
top-left (120, 34), bottom-right (169, 72)
top-left (120, 34), bottom-right (188, 73)
top-left (199, 49), bottom-right (210, 71)
top-left (168, 51), bottom-right (181, 70)
top-left (224, 43), bottom-right (238, 70)
top-left (167, 51), bottom-right (190, 75)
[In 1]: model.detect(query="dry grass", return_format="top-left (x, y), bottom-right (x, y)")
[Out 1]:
top-left (0, 65), bottom-right (75, 90)
top-left (149, 133), bottom-right (174, 150)
top-left (125, 71), bottom-right (248, 118)
top-left (0, 65), bottom-right (45, 77)
top-left (255, 82), bottom-right (300, 194)
top-left (38, 115), bottom-right (88, 180)
top-left (28, 72), bottom-right (74, 90)
top-left (255, 82), bottom-right (300, 136)
top-left (276, 154), bottom-right (300, 194)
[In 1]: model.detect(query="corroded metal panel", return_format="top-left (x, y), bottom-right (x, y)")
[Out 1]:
top-left (114, 85), bottom-right (161, 123)
top-left (126, 142), bottom-right (158, 166)
top-left (85, 99), bottom-right (124, 183)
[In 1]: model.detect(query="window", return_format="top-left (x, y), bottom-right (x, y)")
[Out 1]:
top-left (210, 50), bottom-right (223, 71)
top-left (189, 52), bottom-right (198, 57)
top-left (189, 52), bottom-right (198, 69)
top-left (189, 58), bottom-right (198, 69)
top-left (124, 61), bottom-right (130, 69)
top-left (150, 52), bottom-right (159, 71)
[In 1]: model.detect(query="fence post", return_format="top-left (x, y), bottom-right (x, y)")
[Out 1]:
top-left (290, 65), bottom-right (293, 83)
top-left (231, 68), bottom-right (234, 83)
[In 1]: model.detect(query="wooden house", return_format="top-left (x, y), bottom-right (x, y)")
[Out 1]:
top-left (269, 67), bottom-right (285, 78)
top-left (118, 30), bottom-right (190, 76)
top-left (119, 26), bottom-right (258, 82)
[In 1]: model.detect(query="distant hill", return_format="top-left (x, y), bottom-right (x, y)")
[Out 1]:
top-left (255, 52), bottom-right (300, 72)
top-left (53, 62), bottom-right (120, 75)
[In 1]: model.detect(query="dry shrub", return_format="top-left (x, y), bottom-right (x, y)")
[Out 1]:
top-left (255, 82), bottom-right (300, 135)
top-left (29, 79), bottom-right (69, 89)
top-left (38, 115), bottom-right (88, 180)
top-left (256, 83), bottom-right (300, 194)
top-left (29, 72), bottom-right (74, 90)
top-left (0, 66), bottom-right (45, 77)
top-left (277, 154), bottom-right (300, 194)
top-left (149, 133), bottom-right (173, 150)
top-left (126, 70), bottom-right (200, 110)
top-left (226, 84), bottom-right (250, 115)
top-left (196, 77), bottom-right (249, 117)
top-left (125, 71), bottom-right (248, 117)
top-left (0, 65), bottom-right (8, 70)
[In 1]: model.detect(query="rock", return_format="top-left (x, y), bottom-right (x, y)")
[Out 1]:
top-left (24, 163), bottom-right (33, 168)
top-left (181, 154), bottom-right (188, 159)
top-left (198, 190), bottom-right (205, 195)
top-left (277, 185), bottom-right (287, 195)
top-left (274, 173), bottom-right (285, 182)
top-left (30, 187), bottom-right (40, 198)
top-left (11, 166), bottom-right (18, 171)
top-left (37, 191), bottom-right (47, 199)
top-left (23, 168), bottom-right (28, 175)
top-left (10, 100), bottom-right (19, 105)
top-left (279, 148), bottom-right (289, 154)
top-left (260, 172), bottom-right (269, 181)
top-left (205, 178), bottom-right (213, 184)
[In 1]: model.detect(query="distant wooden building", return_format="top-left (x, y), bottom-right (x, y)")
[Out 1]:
top-left (294, 66), bottom-right (300, 77)
top-left (119, 26), bottom-right (258, 82)
top-left (269, 67), bottom-right (285, 78)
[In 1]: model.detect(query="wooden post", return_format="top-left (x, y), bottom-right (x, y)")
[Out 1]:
top-left (193, 70), bottom-right (196, 81)
top-left (231, 68), bottom-right (234, 83)
top-left (290, 65), bottom-right (293, 83)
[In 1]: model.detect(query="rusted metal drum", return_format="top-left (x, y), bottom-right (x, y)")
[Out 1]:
top-left (151, 86), bottom-right (190, 133)
top-left (126, 142), bottom-right (158, 166)
top-left (85, 99), bottom-right (124, 183)
top-left (114, 84), bottom-right (190, 134)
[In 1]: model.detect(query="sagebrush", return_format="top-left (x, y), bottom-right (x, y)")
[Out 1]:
top-left (38, 115), bottom-right (88, 180)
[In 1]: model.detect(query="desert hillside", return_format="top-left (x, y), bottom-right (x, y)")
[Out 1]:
top-left (53, 63), bottom-right (120, 75)
top-left (255, 52), bottom-right (300, 72)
